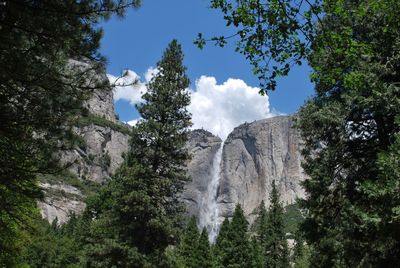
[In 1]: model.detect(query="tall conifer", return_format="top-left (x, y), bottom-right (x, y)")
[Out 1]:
top-left (196, 227), bottom-right (213, 268)
top-left (256, 181), bottom-right (288, 268)
top-left (85, 39), bottom-right (191, 266)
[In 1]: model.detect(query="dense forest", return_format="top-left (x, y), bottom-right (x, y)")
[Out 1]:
top-left (1, 0), bottom-right (399, 267)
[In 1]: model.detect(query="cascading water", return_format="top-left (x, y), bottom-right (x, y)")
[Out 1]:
top-left (199, 141), bottom-right (224, 243)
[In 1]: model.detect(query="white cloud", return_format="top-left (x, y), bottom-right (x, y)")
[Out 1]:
top-left (127, 119), bottom-right (140, 126)
top-left (109, 67), bottom-right (158, 106)
top-left (109, 69), bottom-right (276, 140)
top-left (188, 76), bottom-right (274, 140)
top-left (144, 67), bottom-right (159, 82)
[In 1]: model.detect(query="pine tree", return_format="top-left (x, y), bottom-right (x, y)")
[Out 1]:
top-left (256, 181), bottom-right (288, 268)
top-left (214, 204), bottom-right (253, 268)
top-left (195, 228), bottom-right (213, 268)
top-left (254, 200), bottom-right (268, 247)
top-left (84, 39), bottom-right (192, 266)
top-left (0, 1), bottom-right (141, 265)
top-left (249, 237), bottom-right (264, 268)
top-left (296, 1), bottom-right (400, 266)
top-left (176, 216), bottom-right (200, 267)
top-left (214, 218), bottom-right (231, 268)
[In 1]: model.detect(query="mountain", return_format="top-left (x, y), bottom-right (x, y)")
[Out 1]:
top-left (184, 116), bottom-right (306, 233)
top-left (219, 116), bottom-right (306, 222)
top-left (37, 66), bottom-right (306, 228)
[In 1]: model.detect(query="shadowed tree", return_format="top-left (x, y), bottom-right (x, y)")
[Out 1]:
top-left (0, 1), bottom-right (141, 265)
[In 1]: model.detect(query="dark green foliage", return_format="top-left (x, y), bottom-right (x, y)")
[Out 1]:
top-left (171, 219), bottom-right (214, 268)
top-left (255, 182), bottom-right (289, 268)
top-left (293, 243), bottom-right (311, 268)
top-left (208, 0), bottom-right (400, 266)
top-left (0, 1), bottom-right (140, 265)
top-left (292, 231), bottom-right (304, 263)
top-left (22, 215), bottom-right (86, 267)
top-left (176, 216), bottom-right (200, 267)
top-left (214, 204), bottom-right (255, 268)
top-left (296, 0), bottom-right (400, 266)
top-left (283, 203), bottom-right (304, 237)
top-left (83, 40), bottom-right (192, 267)
top-left (249, 237), bottom-right (264, 268)
top-left (196, 228), bottom-right (213, 268)
top-left (213, 218), bottom-right (231, 267)
top-left (253, 201), bottom-right (268, 245)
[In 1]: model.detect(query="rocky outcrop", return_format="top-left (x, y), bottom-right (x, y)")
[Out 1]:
top-left (38, 182), bottom-right (86, 224)
top-left (83, 82), bottom-right (117, 123)
top-left (69, 59), bottom-right (117, 123)
top-left (217, 116), bottom-right (306, 223)
top-left (38, 63), bottom-right (131, 223)
top-left (183, 129), bottom-right (222, 220)
top-left (60, 125), bottom-right (129, 183)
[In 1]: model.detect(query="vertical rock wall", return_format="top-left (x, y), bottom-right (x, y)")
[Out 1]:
top-left (217, 116), bottom-right (306, 223)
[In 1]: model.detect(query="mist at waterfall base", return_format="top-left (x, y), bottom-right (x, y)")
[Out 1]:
top-left (199, 141), bottom-right (224, 243)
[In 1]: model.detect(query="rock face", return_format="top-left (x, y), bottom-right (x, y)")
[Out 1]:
top-left (38, 65), bottom-right (131, 223)
top-left (217, 116), bottom-right (306, 223)
top-left (83, 82), bottom-right (117, 123)
top-left (60, 125), bottom-right (129, 183)
top-left (183, 129), bottom-right (222, 220)
top-left (38, 182), bottom-right (86, 224)
top-left (182, 116), bottom-right (306, 226)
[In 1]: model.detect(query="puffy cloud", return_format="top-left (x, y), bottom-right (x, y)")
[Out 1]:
top-left (188, 76), bottom-right (275, 139)
top-left (109, 69), bottom-right (276, 140)
top-left (108, 67), bottom-right (158, 106)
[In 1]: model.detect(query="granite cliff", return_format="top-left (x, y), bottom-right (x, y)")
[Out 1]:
top-left (184, 116), bottom-right (306, 232)
top-left (38, 64), bottom-right (131, 224)
top-left (38, 65), bottom-right (306, 228)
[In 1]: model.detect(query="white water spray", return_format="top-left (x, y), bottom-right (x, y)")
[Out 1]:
top-left (199, 142), bottom-right (224, 243)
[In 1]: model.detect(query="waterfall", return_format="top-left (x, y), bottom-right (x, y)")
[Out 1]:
top-left (199, 141), bottom-right (223, 243)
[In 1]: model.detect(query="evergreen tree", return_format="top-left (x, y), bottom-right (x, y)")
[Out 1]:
top-left (256, 181), bottom-right (288, 268)
top-left (204, 0), bottom-right (400, 265)
top-left (296, 1), bottom-right (400, 266)
top-left (0, 1), bottom-right (141, 265)
top-left (176, 216), bottom-right (200, 267)
top-left (213, 218), bottom-right (231, 268)
top-left (292, 231), bottom-right (304, 263)
top-left (84, 40), bottom-right (192, 266)
top-left (249, 237), bottom-right (264, 268)
top-left (22, 215), bottom-right (86, 267)
top-left (214, 204), bottom-right (253, 268)
top-left (195, 227), bottom-right (213, 268)
top-left (254, 201), bottom-right (268, 247)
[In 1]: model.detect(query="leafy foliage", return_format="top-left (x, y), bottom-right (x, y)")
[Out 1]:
top-left (22, 215), bottom-right (87, 267)
top-left (207, 0), bottom-right (400, 266)
top-left (296, 0), bottom-right (400, 266)
top-left (196, 0), bottom-right (322, 92)
top-left (175, 216), bottom-right (201, 267)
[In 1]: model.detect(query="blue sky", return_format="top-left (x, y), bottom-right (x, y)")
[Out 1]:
top-left (100, 0), bottom-right (314, 138)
